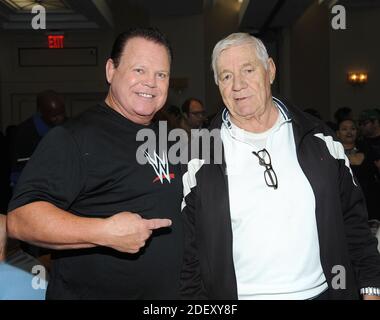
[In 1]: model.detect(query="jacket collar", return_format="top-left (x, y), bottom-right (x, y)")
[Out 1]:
top-left (210, 97), bottom-right (321, 147)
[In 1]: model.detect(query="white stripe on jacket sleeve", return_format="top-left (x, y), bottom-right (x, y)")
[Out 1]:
top-left (181, 159), bottom-right (205, 211)
top-left (314, 133), bottom-right (357, 186)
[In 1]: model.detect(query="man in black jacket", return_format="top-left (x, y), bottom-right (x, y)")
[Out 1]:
top-left (181, 32), bottom-right (380, 300)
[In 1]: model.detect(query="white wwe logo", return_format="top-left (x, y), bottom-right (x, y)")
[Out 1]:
top-left (144, 151), bottom-right (172, 184)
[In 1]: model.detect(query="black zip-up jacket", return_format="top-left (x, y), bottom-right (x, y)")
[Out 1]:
top-left (180, 98), bottom-right (380, 300)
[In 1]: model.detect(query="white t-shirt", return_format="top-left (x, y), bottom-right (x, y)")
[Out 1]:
top-left (221, 103), bottom-right (327, 300)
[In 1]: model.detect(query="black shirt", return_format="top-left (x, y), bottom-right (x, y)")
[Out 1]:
top-left (10, 116), bottom-right (44, 176)
top-left (357, 136), bottom-right (380, 220)
top-left (8, 103), bottom-right (184, 299)
top-left (0, 132), bottom-right (11, 212)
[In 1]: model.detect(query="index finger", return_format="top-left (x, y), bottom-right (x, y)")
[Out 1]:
top-left (144, 218), bottom-right (172, 230)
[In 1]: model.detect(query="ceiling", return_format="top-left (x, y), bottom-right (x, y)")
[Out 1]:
top-left (239, 0), bottom-right (315, 35)
top-left (0, 0), bottom-right (205, 30)
top-left (339, 0), bottom-right (380, 7)
top-left (0, 0), bottom-right (113, 30)
top-left (0, 0), bottom-right (379, 31)
top-left (128, 0), bottom-right (204, 17)
top-left (239, 0), bottom-right (380, 36)
top-left (2, 0), bottom-right (71, 11)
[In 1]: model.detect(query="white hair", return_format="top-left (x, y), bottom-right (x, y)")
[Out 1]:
top-left (211, 33), bottom-right (270, 85)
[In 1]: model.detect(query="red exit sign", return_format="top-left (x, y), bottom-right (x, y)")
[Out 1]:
top-left (48, 35), bottom-right (64, 49)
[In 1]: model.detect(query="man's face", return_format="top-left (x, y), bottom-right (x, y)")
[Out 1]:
top-left (359, 119), bottom-right (376, 137)
top-left (216, 43), bottom-right (275, 122)
top-left (187, 100), bottom-right (206, 129)
top-left (40, 99), bottom-right (66, 126)
top-left (337, 120), bottom-right (357, 145)
top-left (106, 37), bottom-right (170, 125)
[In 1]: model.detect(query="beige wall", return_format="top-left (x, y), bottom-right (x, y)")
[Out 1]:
top-left (0, 1), bottom-right (243, 130)
top-left (329, 6), bottom-right (380, 119)
top-left (0, 30), bottom-right (113, 130)
top-left (284, 2), bottom-right (380, 122)
top-left (288, 1), bottom-right (330, 120)
top-left (0, 0), bottom-right (150, 131)
top-left (7, 2), bottom-right (378, 129)
top-left (150, 14), bottom-right (206, 109)
top-left (204, 0), bottom-right (240, 115)
top-left (109, 1), bottom-right (149, 34)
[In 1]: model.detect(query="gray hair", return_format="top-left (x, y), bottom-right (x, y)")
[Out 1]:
top-left (211, 33), bottom-right (269, 85)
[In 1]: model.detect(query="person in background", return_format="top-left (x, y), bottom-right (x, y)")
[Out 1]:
top-left (10, 90), bottom-right (66, 187)
top-left (334, 107), bottom-right (352, 124)
top-left (357, 109), bottom-right (380, 221)
top-left (358, 109), bottom-right (380, 162)
top-left (165, 104), bottom-right (182, 128)
top-left (180, 98), bottom-right (207, 134)
top-left (153, 104), bottom-right (182, 130)
top-left (337, 119), bottom-right (365, 167)
top-left (336, 119), bottom-right (378, 220)
top-left (9, 90), bottom-right (66, 259)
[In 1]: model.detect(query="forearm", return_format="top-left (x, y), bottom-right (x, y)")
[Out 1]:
top-left (27, 240), bottom-right (96, 250)
top-left (7, 201), bottom-right (106, 250)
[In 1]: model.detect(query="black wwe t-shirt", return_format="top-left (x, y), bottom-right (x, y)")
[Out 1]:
top-left (8, 103), bottom-right (184, 299)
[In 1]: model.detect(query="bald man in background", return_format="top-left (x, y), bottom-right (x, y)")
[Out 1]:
top-left (10, 90), bottom-right (66, 187)
top-left (10, 90), bottom-right (66, 258)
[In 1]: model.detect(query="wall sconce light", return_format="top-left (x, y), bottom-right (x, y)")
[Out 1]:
top-left (347, 72), bottom-right (368, 85)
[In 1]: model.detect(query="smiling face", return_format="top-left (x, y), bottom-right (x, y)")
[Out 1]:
top-left (216, 43), bottom-right (276, 124)
top-left (105, 37), bottom-right (170, 125)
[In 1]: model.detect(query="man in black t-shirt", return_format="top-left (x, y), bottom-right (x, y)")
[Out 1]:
top-left (7, 28), bottom-right (183, 299)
